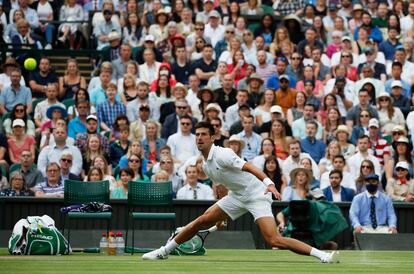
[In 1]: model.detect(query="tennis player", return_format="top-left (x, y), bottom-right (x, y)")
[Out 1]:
top-left (143, 121), bottom-right (339, 263)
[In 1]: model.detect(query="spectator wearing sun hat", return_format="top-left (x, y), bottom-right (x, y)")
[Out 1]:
top-left (41, 105), bottom-right (68, 134)
top-left (34, 84), bottom-right (65, 127)
top-left (376, 92), bottom-right (405, 136)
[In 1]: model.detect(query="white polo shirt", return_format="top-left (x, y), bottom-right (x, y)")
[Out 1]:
top-left (202, 145), bottom-right (265, 201)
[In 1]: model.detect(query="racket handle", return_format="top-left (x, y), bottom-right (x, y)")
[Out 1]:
top-left (208, 226), bottom-right (218, 233)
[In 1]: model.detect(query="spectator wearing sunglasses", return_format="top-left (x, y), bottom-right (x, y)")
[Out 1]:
top-left (2, 103), bottom-right (35, 138)
top-left (59, 151), bottom-right (81, 181)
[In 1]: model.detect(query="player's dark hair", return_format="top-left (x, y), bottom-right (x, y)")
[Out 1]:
top-left (195, 121), bottom-right (214, 136)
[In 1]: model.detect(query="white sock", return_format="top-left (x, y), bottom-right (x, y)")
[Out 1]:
top-left (310, 247), bottom-right (328, 260)
top-left (164, 239), bottom-right (178, 253)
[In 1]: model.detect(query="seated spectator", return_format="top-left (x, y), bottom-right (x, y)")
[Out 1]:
top-left (318, 141), bottom-right (341, 175)
top-left (3, 10), bottom-right (24, 46)
top-left (286, 91), bottom-right (306, 127)
top-left (214, 74), bottom-right (237, 113)
top-left (3, 104), bottom-right (35, 138)
top-left (384, 62), bottom-right (411, 100)
top-left (252, 138), bottom-right (276, 170)
top-left (109, 126), bottom-right (130, 167)
top-left (260, 105), bottom-right (292, 139)
top-left (111, 167), bottom-right (135, 199)
top-left (224, 135), bottom-right (245, 159)
top-left (282, 167), bottom-right (311, 201)
top-left (167, 115), bottom-right (198, 164)
top-left (149, 75), bottom-right (174, 121)
top-left (40, 105), bottom-right (68, 138)
top-left (323, 107), bottom-right (342, 143)
top-left (377, 92), bottom-right (405, 136)
top-left (73, 114), bottom-right (109, 155)
top-left (86, 167), bottom-right (104, 182)
top-left (366, 118), bottom-right (391, 167)
top-left (0, 172), bottom-right (29, 197)
top-left (154, 169), bottom-right (170, 183)
top-left (263, 155), bottom-right (286, 194)
top-left (247, 74), bottom-right (266, 110)
top-left (152, 155), bottom-right (182, 194)
top-left (35, 162), bottom-right (64, 198)
top-left (128, 105), bottom-right (149, 142)
top-left (28, 57), bottom-right (58, 99)
top-left (237, 115), bottom-right (262, 161)
top-left (357, 47), bottom-right (386, 82)
top-left (96, 83), bottom-right (126, 132)
top-left (350, 173), bottom-right (397, 234)
top-left (37, 127), bottom-right (83, 176)
top-left (385, 136), bottom-right (413, 181)
top-left (292, 103), bottom-right (323, 140)
top-left (0, 68), bottom-right (32, 114)
top-left (225, 89), bottom-right (250, 131)
top-left (320, 154), bottom-right (355, 191)
top-left (250, 89), bottom-right (276, 126)
top-left (66, 100), bottom-right (92, 139)
top-left (139, 48), bottom-right (161, 84)
top-left (176, 165), bottom-right (215, 200)
top-left (195, 156), bottom-right (213, 188)
top-left (300, 120), bottom-right (326, 164)
top-left (347, 135), bottom-right (381, 179)
top-left (67, 88), bottom-right (96, 120)
top-left (57, 0), bottom-right (84, 49)
top-left (110, 115), bottom-right (130, 143)
top-left (17, 150), bottom-right (44, 193)
top-left (390, 80), bottom-right (410, 118)
top-left (126, 81), bottom-right (159, 123)
top-left (346, 89), bottom-right (378, 130)
top-left (350, 109), bottom-right (371, 145)
top-left (228, 104), bottom-right (259, 136)
top-left (7, 119), bottom-right (36, 164)
top-left (90, 70), bottom-right (120, 106)
top-left (275, 75), bottom-right (297, 116)
top-left (59, 152), bottom-right (81, 181)
top-left (210, 118), bottom-right (228, 148)
top-left (322, 169), bottom-right (354, 202)
top-left (12, 19), bottom-right (42, 65)
top-left (282, 138), bottom-right (320, 182)
top-left (0, 57), bottom-right (26, 92)
top-left (119, 140), bottom-right (149, 173)
top-left (93, 1), bottom-right (121, 50)
top-left (34, 84), bottom-right (64, 130)
top-left (82, 134), bottom-right (107, 175)
top-left (58, 59), bottom-right (87, 100)
top-left (269, 119), bottom-right (291, 161)
top-left (386, 161), bottom-right (414, 202)
top-left (334, 125), bottom-right (356, 159)
top-left (91, 155), bottom-right (116, 190)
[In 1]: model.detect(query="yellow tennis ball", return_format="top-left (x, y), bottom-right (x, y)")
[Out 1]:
top-left (24, 58), bottom-right (37, 71)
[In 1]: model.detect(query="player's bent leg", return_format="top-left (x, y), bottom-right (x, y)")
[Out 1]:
top-left (142, 204), bottom-right (229, 260)
top-left (174, 204), bottom-right (229, 244)
top-left (256, 217), bottom-right (339, 263)
top-left (256, 216), bottom-right (312, 255)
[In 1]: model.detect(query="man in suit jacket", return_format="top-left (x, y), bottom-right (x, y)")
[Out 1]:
top-left (323, 169), bottom-right (354, 202)
top-left (161, 99), bottom-right (197, 140)
top-left (59, 152), bottom-right (82, 181)
top-left (139, 48), bottom-right (161, 84)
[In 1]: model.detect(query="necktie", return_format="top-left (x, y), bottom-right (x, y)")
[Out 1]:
top-left (193, 188), bottom-right (198, 200)
top-left (370, 196), bottom-right (377, 229)
top-left (93, 0), bottom-right (98, 10)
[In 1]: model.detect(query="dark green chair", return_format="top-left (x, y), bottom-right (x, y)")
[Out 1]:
top-left (62, 98), bottom-right (75, 110)
top-left (63, 180), bottom-right (111, 250)
top-left (125, 181), bottom-right (175, 254)
top-left (9, 163), bottom-right (37, 175)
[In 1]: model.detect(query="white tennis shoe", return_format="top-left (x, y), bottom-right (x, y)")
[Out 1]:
top-left (142, 246), bottom-right (168, 260)
top-left (321, 251), bottom-right (340, 263)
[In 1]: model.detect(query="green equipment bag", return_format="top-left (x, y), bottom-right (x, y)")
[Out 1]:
top-left (8, 215), bottom-right (70, 255)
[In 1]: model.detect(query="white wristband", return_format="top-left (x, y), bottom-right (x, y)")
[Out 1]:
top-left (263, 178), bottom-right (275, 187)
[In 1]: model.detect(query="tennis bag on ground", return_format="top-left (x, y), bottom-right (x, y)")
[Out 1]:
top-left (8, 215), bottom-right (70, 255)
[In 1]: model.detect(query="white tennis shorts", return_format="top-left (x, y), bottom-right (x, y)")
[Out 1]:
top-left (216, 192), bottom-right (274, 222)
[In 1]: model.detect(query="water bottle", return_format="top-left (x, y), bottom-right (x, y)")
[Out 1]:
top-left (107, 232), bottom-right (116, 255)
top-left (115, 232), bottom-right (125, 256)
top-left (99, 232), bottom-right (108, 255)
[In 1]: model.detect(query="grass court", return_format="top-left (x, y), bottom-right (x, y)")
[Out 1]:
top-left (1, 249), bottom-right (413, 274)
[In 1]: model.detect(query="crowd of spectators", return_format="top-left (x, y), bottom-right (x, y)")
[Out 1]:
top-left (0, 0), bottom-right (413, 233)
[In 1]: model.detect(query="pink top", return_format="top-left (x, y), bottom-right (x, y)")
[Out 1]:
top-left (326, 43), bottom-right (341, 58)
top-left (295, 80), bottom-right (324, 96)
top-left (8, 135), bottom-right (35, 163)
top-left (227, 64), bottom-right (248, 87)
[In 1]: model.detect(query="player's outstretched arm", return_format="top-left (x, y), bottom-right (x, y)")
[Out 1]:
top-left (242, 162), bottom-right (281, 200)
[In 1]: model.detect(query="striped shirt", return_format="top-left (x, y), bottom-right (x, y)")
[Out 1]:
top-left (369, 137), bottom-right (391, 166)
top-left (35, 179), bottom-right (64, 196)
top-left (96, 100), bottom-right (126, 129)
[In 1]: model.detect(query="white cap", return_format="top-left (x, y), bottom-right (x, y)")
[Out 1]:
top-left (12, 119), bottom-right (25, 127)
top-left (395, 161), bottom-right (410, 171)
top-left (391, 80), bottom-right (403, 88)
top-left (342, 36), bottom-right (351, 42)
top-left (145, 35), bottom-right (155, 42)
top-left (270, 105), bottom-right (282, 114)
top-left (86, 114), bottom-right (98, 121)
top-left (368, 118), bottom-right (379, 128)
top-left (203, 0), bottom-right (214, 3)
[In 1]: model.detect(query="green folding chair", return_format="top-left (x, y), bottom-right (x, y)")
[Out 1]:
top-left (63, 180), bottom-right (111, 250)
top-left (62, 98), bottom-right (75, 110)
top-left (125, 181), bottom-right (176, 254)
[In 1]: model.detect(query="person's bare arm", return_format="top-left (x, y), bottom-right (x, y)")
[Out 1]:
top-left (242, 162), bottom-right (281, 199)
top-left (195, 68), bottom-right (215, 80)
top-left (29, 80), bottom-right (47, 94)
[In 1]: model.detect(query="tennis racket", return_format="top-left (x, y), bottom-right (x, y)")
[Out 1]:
top-left (174, 226), bottom-right (218, 255)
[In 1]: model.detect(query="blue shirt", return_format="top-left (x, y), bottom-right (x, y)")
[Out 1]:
top-left (238, 130), bottom-right (262, 161)
top-left (266, 74), bottom-right (297, 90)
top-left (385, 78), bottom-right (411, 99)
top-left (281, 186), bottom-right (306, 201)
top-left (378, 39), bottom-right (402, 61)
top-left (67, 117), bottom-right (87, 139)
top-left (96, 100), bottom-right (126, 129)
top-left (90, 87), bottom-right (121, 106)
top-left (349, 191), bottom-right (397, 229)
top-left (300, 137), bottom-right (326, 164)
top-left (0, 85), bottom-right (32, 112)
